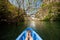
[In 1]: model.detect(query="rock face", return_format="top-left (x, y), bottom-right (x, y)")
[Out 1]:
top-left (35, 0), bottom-right (60, 21)
top-left (43, 0), bottom-right (60, 3)
top-left (0, 0), bottom-right (27, 23)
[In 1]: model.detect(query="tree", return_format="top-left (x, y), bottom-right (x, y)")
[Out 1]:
top-left (16, 0), bottom-right (21, 16)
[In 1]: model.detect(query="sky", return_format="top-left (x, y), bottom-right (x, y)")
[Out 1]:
top-left (9, 0), bottom-right (42, 15)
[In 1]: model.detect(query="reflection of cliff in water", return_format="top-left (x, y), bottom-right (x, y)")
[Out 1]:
top-left (24, 21), bottom-right (47, 29)
top-left (0, 20), bottom-right (60, 40)
top-left (24, 21), bottom-right (60, 40)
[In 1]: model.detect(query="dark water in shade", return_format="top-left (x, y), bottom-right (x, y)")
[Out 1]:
top-left (0, 21), bottom-right (60, 40)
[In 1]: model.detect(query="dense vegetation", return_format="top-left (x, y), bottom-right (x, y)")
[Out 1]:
top-left (35, 1), bottom-right (60, 21)
top-left (0, 0), bottom-right (60, 23)
top-left (0, 0), bottom-right (26, 25)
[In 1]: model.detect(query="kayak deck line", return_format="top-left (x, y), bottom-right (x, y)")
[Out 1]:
top-left (16, 27), bottom-right (43, 40)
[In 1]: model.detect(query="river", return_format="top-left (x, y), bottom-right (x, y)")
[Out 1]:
top-left (0, 21), bottom-right (60, 40)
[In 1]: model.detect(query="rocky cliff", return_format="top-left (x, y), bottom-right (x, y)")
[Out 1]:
top-left (0, 0), bottom-right (26, 23)
top-left (35, 0), bottom-right (60, 21)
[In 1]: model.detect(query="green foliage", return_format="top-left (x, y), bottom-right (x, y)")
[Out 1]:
top-left (41, 2), bottom-right (60, 21)
top-left (44, 14), bottom-right (52, 21)
top-left (54, 2), bottom-right (60, 7)
top-left (41, 3), bottom-right (47, 8)
top-left (0, 0), bottom-right (26, 23)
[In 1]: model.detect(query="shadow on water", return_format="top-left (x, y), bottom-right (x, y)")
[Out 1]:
top-left (22, 21), bottom-right (60, 40)
top-left (0, 22), bottom-right (27, 40)
top-left (0, 21), bottom-right (60, 40)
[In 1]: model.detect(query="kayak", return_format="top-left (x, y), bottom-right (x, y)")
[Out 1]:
top-left (16, 28), bottom-right (43, 40)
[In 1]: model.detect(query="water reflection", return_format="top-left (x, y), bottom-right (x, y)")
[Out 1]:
top-left (0, 21), bottom-right (60, 40)
top-left (24, 21), bottom-right (60, 40)
top-left (24, 20), bottom-right (46, 30)
top-left (30, 21), bottom-right (36, 27)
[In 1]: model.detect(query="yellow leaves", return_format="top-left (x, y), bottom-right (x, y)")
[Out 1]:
top-left (34, 0), bottom-right (37, 2)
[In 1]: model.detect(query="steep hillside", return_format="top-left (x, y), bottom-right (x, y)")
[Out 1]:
top-left (0, 0), bottom-right (26, 23)
top-left (35, 0), bottom-right (60, 21)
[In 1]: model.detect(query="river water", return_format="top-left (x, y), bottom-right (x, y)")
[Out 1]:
top-left (0, 21), bottom-right (60, 40)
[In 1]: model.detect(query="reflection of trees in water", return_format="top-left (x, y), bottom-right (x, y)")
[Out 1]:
top-left (24, 20), bottom-right (46, 30)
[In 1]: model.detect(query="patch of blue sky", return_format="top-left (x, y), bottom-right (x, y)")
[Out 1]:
top-left (8, 0), bottom-right (42, 15)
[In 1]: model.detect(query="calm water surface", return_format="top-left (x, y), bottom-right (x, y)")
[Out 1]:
top-left (0, 21), bottom-right (60, 40)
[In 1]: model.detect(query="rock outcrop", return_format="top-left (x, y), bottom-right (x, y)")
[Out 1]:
top-left (0, 0), bottom-right (27, 23)
top-left (35, 0), bottom-right (60, 21)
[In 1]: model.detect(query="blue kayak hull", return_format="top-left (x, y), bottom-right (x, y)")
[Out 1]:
top-left (16, 28), bottom-right (43, 40)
